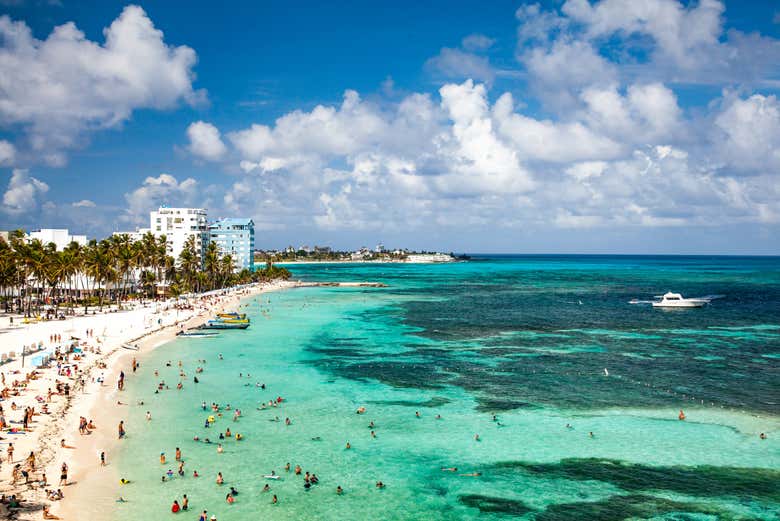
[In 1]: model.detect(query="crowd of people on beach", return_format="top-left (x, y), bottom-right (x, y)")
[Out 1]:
top-left (0, 286), bottom-right (261, 519)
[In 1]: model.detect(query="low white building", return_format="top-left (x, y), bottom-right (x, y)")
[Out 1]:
top-left (113, 228), bottom-right (151, 243)
top-left (27, 229), bottom-right (87, 250)
top-left (150, 207), bottom-right (208, 263)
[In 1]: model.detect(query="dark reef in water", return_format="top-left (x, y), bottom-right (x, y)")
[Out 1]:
top-left (493, 458), bottom-right (780, 501)
top-left (367, 396), bottom-right (451, 408)
top-left (458, 494), bottom-right (533, 516)
top-left (534, 494), bottom-right (727, 521)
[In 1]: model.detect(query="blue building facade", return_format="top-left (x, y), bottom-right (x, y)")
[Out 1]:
top-left (208, 218), bottom-right (255, 271)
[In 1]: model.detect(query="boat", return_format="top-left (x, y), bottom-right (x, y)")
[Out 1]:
top-left (214, 317), bottom-right (249, 324)
top-left (651, 292), bottom-right (709, 308)
top-left (217, 312), bottom-right (247, 320)
top-left (177, 330), bottom-right (220, 338)
top-left (121, 343), bottom-right (139, 350)
top-left (198, 320), bottom-right (250, 330)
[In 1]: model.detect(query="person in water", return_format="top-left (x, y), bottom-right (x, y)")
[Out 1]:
top-left (679, 410), bottom-right (686, 421)
top-left (171, 500), bottom-right (180, 513)
top-left (336, 485), bottom-right (343, 495)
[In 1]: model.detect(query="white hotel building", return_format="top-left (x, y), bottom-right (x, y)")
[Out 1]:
top-left (150, 207), bottom-right (209, 263)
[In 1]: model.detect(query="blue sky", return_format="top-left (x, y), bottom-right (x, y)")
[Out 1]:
top-left (0, 0), bottom-right (779, 253)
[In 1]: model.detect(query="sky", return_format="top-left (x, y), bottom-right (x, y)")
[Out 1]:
top-left (0, 0), bottom-right (779, 254)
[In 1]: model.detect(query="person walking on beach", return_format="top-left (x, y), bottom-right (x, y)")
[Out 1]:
top-left (100, 451), bottom-right (106, 466)
top-left (59, 462), bottom-right (68, 486)
top-left (6, 442), bottom-right (13, 463)
top-left (118, 420), bottom-right (126, 439)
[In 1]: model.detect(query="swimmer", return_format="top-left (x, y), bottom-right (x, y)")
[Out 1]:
top-left (160, 453), bottom-right (166, 464)
top-left (474, 434), bottom-right (480, 441)
top-left (459, 472), bottom-right (482, 477)
top-left (119, 478), bottom-right (131, 485)
top-left (336, 485), bottom-right (343, 495)
top-left (345, 442), bottom-right (351, 450)
top-left (436, 414), bottom-right (442, 420)
top-left (217, 444), bottom-right (223, 454)
top-left (193, 470), bottom-right (199, 478)
top-left (216, 472), bottom-right (224, 484)
top-left (760, 432), bottom-right (767, 440)
top-left (415, 411), bottom-right (421, 418)
top-left (375, 481), bottom-right (385, 488)
top-left (679, 410), bottom-right (686, 421)
top-left (441, 467), bottom-right (457, 472)
top-left (272, 494), bottom-right (277, 504)
top-left (589, 431), bottom-right (594, 438)
top-left (285, 462), bottom-right (290, 472)
top-left (262, 484), bottom-right (270, 492)
top-left (146, 411), bottom-right (152, 421)
top-left (229, 486), bottom-right (238, 496)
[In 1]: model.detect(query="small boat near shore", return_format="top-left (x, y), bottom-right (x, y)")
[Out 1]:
top-left (217, 312), bottom-right (247, 320)
top-left (198, 320), bottom-right (250, 330)
top-left (177, 330), bottom-right (220, 338)
top-left (121, 343), bottom-right (139, 350)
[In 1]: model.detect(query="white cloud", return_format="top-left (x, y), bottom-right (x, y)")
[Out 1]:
top-left (461, 33), bottom-right (496, 52)
top-left (581, 82), bottom-right (681, 143)
top-left (714, 94), bottom-right (780, 173)
top-left (186, 121), bottom-right (227, 161)
top-left (229, 90), bottom-right (386, 160)
top-left (71, 199), bottom-right (96, 208)
top-left (122, 173), bottom-right (199, 224)
top-left (493, 92), bottom-right (622, 162)
top-left (2, 168), bottom-right (49, 215)
top-left (521, 38), bottom-right (617, 111)
top-left (0, 140), bottom-right (15, 165)
top-left (0, 5), bottom-right (204, 166)
top-left (426, 47), bottom-right (496, 85)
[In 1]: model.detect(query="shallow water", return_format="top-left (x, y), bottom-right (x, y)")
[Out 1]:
top-left (114, 255), bottom-right (780, 520)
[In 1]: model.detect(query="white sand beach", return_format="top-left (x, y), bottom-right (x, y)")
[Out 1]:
top-left (0, 280), bottom-right (298, 520)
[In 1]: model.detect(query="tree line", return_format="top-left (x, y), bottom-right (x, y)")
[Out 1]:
top-left (0, 230), bottom-right (290, 317)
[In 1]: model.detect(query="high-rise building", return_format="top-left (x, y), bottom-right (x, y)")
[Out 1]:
top-left (150, 207), bottom-right (208, 263)
top-left (208, 218), bottom-right (255, 271)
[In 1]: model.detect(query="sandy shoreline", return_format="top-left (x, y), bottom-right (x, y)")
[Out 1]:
top-left (0, 280), bottom-right (299, 520)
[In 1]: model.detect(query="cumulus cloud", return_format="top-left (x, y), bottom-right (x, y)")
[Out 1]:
top-left (186, 121), bottom-right (227, 161)
top-left (522, 0), bottom-right (780, 88)
top-left (0, 5), bottom-right (204, 166)
top-left (2, 169), bottom-right (49, 215)
top-left (0, 140), bottom-right (15, 166)
top-left (714, 94), bottom-right (780, 173)
top-left (122, 173), bottom-right (199, 224)
top-left (71, 199), bottom-right (96, 208)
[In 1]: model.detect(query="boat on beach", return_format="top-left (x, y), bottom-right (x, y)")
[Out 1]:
top-left (121, 343), bottom-right (139, 350)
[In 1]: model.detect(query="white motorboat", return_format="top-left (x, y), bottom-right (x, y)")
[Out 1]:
top-left (651, 292), bottom-right (709, 308)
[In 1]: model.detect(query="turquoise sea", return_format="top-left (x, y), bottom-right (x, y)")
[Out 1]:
top-left (115, 255), bottom-right (780, 520)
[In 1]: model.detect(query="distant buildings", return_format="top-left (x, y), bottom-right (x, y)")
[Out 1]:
top-left (150, 207), bottom-right (209, 263)
top-left (115, 208), bottom-right (255, 272)
top-left (113, 228), bottom-right (150, 243)
top-left (27, 229), bottom-right (87, 250)
top-left (209, 218), bottom-right (255, 271)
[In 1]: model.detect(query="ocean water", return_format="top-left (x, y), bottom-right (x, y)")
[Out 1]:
top-left (114, 255), bottom-right (780, 520)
